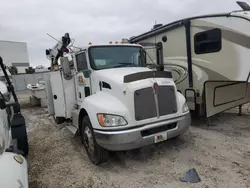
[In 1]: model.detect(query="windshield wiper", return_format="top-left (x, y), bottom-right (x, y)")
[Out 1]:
top-left (113, 63), bottom-right (136, 68)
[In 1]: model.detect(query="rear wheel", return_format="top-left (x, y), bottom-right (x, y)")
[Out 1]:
top-left (80, 116), bottom-right (108, 165)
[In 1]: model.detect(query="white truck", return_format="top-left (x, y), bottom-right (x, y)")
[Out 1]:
top-left (45, 34), bottom-right (191, 165)
top-left (0, 56), bottom-right (29, 187)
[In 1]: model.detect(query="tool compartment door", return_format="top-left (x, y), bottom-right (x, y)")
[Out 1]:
top-left (50, 71), bottom-right (66, 118)
top-left (204, 81), bottom-right (250, 117)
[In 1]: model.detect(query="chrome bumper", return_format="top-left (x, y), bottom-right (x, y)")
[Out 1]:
top-left (94, 113), bottom-right (191, 151)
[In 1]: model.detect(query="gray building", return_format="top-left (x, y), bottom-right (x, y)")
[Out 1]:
top-left (0, 40), bottom-right (30, 73)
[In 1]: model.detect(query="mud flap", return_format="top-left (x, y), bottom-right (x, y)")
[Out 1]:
top-left (11, 113), bottom-right (29, 156)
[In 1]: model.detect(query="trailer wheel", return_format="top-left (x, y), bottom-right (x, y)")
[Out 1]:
top-left (80, 116), bottom-right (108, 165)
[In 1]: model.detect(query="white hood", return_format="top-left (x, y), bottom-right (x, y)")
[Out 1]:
top-left (92, 67), bottom-right (152, 85)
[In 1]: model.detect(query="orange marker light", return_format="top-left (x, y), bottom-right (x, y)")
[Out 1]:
top-left (109, 41), bottom-right (113, 44)
top-left (88, 42), bottom-right (92, 45)
top-left (115, 41), bottom-right (118, 44)
top-left (97, 114), bottom-right (105, 127)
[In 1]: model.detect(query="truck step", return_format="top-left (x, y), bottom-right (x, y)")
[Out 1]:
top-left (66, 125), bottom-right (78, 135)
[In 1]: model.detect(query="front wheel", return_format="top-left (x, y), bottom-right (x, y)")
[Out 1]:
top-left (80, 116), bottom-right (108, 165)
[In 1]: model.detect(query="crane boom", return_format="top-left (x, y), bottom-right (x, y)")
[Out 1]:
top-left (45, 33), bottom-right (71, 71)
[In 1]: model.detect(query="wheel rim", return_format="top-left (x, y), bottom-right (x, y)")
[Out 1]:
top-left (83, 126), bottom-right (94, 156)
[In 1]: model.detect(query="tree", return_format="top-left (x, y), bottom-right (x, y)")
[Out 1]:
top-left (8, 66), bottom-right (18, 75)
top-left (35, 65), bottom-right (46, 69)
top-left (25, 67), bottom-right (35, 74)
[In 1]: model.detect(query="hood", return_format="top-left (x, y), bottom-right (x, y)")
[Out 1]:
top-left (92, 67), bottom-right (152, 85)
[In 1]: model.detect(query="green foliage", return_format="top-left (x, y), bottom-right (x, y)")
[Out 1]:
top-left (8, 66), bottom-right (18, 75)
top-left (25, 67), bottom-right (35, 74)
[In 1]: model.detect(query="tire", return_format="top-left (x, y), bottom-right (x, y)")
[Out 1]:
top-left (17, 135), bottom-right (29, 156)
top-left (80, 116), bottom-right (108, 165)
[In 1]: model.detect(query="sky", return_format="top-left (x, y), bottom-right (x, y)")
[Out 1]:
top-left (0, 0), bottom-right (247, 67)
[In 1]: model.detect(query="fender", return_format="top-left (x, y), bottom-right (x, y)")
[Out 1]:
top-left (177, 92), bottom-right (186, 106)
top-left (80, 92), bottom-right (129, 130)
top-left (176, 91), bottom-right (188, 115)
top-left (0, 152), bottom-right (28, 188)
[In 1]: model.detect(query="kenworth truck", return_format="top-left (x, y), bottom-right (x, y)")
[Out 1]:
top-left (45, 33), bottom-right (191, 165)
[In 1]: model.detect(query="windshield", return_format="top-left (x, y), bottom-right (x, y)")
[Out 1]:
top-left (89, 46), bottom-right (146, 70)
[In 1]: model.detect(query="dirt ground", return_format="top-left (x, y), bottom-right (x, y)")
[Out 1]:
top-left (18, 92), bottom-right (250, 188)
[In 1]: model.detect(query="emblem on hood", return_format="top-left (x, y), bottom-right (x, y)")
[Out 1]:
top-left (153, 82), bottom-right (159, 94)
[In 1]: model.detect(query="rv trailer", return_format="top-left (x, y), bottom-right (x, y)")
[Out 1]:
top-left (130, 1), bottom-right (250, 118)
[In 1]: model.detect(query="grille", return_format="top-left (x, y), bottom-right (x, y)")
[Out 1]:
top-left (158, 86), bottom-right (177, 116)
top-left (134, 87), bottom-right (157, 121)
top-left (134, 86), bottom-right (177, 121)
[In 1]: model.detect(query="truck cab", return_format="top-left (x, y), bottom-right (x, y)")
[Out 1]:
top-left (47, 40), bottom-right (191, 165)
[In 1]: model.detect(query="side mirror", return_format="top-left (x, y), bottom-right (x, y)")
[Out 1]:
top-left (83, 69), bottom-right (91, 78)
top-left (0, 98), bottom-right (6, 110)
top-left (156, 42), bottom-right (164, 71)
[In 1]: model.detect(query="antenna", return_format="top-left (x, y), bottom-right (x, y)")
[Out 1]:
top-left (236, 1), bottom-right (250, 11)
top-left (154, 20), bottom-right (157, 46)
top-left (46, 33), bottom-right (61, 43)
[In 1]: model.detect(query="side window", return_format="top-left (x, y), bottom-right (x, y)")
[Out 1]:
top-left (194, 28), bottom-right (222, 54)
top-left (76, 52), bottom-right (88, 71)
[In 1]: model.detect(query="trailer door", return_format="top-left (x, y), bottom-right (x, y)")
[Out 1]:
top-left (204, 80), bottom-right (250, 117)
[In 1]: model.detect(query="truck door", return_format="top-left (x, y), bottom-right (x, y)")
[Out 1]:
top-left (75, 52), bottom-right (91, 104)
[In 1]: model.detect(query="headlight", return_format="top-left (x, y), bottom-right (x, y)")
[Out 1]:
top-left (182, 103), bottom-right (189, 113)
top-left (97, 114), bottom-right (127, 127)
top-left (0, 137), bottom-right (5, 155)
top-left (14, 154), bottom-right (24, 164)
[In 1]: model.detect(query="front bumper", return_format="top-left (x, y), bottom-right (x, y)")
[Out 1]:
top-left (94, 113), bottom-right (191, 151)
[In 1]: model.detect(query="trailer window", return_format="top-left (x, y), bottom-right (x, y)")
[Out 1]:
top-left (194, 28), bottom-right (222, 54)
top-left (76, 52), bottom-right (88, 71)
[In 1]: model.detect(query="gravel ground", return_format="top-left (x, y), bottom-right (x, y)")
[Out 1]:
top-left (18, 92), bottom-right (250, 188)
